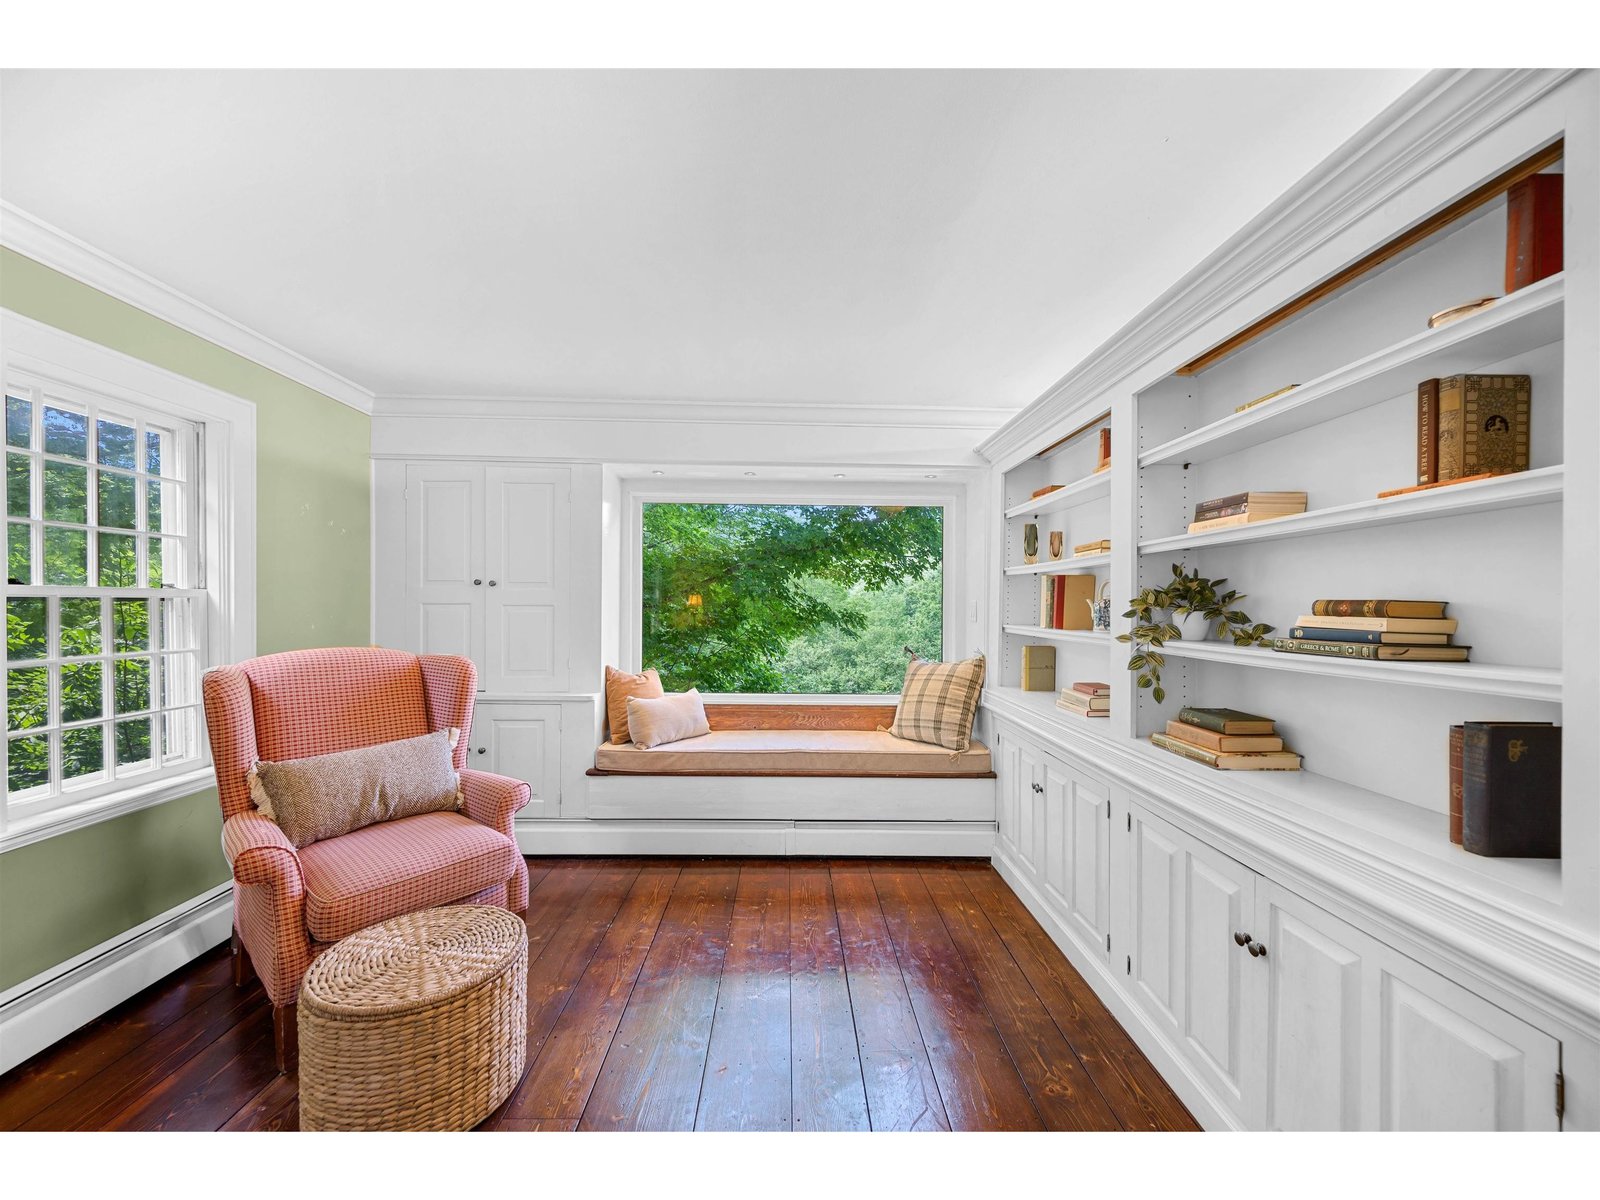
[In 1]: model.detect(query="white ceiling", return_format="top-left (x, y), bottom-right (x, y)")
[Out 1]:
top-left (0, 69), bottom-right (1425, 411)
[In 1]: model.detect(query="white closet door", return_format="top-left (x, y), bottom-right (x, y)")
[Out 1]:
top-left (1039, 752), bottom-right (1111, 959)
top-left (470, 702), bottom-right (562, 820)
top-left (482, 467), bottom-right (571, 693)
top-left (402, 462), bottom-right (484, 662)
top-left (1013, 741), bottom-right (1045, 880)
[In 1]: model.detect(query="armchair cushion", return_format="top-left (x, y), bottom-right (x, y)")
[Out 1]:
top-left (297, 811), bottom-right (519, 942)
top-left (249, 729), bottom-right (462, 848)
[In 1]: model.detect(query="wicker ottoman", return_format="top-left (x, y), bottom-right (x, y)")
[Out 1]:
top-left (298, 905), bottom-right (528, 1131)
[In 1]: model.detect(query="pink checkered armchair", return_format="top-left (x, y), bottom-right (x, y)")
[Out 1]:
top-left (202, 647), bottom-right (531, 1072)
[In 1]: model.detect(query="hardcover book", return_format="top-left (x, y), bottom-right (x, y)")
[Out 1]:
top-left (1021, 644), bottom-right (1056, 692)
top-left (1058, 691), bottom-right (1110, 711)
top-left (1417, 378), bottom-right (1438, 485)
top-left (1150, 732), bottom-right (1301, 771)
top-left (1094, 427), bottom-right (1111, 473)
top-left (1461, 374), bottom-right (1531, 477)
top-left (1071, 681), bottom-right (1111, 696)
top-left (1448, 724), bottom-right (1465, 846)
top-left (1505, 173), bottom-right (1563, 293)
top-left (1289, 626), bottom-right (1450, 645)
top-left (1175, 707), bottom-right (1274, 735)
top-left (1292, 614), bottom-right (1457, 634)
top-left (1461, 722), bottom-right (1561, 858)
top-left (1053, 574), bottom-right (1097, 631)
top-left (1310, 599), bottom-right (1448, 619)
top-left (1272, 638), bottom-right (1470, 662)
top-left (1057, 697), bottom-right (1109, 718)
top-left (1437, 374), bottom-right (1465, 481)
top-left (1188, 509), bottom-right (1306, 534)
top-left (1164, 720), bottom-right (1284, 753)
top-left (1052, 575), bottom-right (1066, 629)
top-left (1193, 491), bottom-right (1307, 520)
top-left (1039, 576), bottom-right (1052, 627)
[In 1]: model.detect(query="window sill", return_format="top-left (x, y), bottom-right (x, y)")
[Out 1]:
top-left (0, 766), bottom-right (216, 854)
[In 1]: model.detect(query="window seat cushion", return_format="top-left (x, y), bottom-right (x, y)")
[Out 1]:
top-left (591, 728), bottom-right (992, 777)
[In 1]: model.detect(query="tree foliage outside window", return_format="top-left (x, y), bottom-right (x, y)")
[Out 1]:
top-left (641, 502), bottom-right (943, 694)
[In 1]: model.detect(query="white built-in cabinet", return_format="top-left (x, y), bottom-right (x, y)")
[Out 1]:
top-left (400, 462), bottom-right (571, 694)
top-left (468, 702), bottom-right (563, 820)
top-left (992, 716), bottom-right (1563, 1130)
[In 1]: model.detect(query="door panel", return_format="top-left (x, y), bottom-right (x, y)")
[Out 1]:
top-left (1013, 742), bottom-right (1043, 879)
top-left (419, 602), bottom-right (476, 660)
top-left (483, 468), bottom-right (570, 693)
top-left (402, 464), bottom-right (483, 663)
top-left (1067, 767), bottom-right (1110, 956)
top-left (1185, 855), bottom-right (1250, 1096)
top-left (473, 703), bottom-right (562, 820)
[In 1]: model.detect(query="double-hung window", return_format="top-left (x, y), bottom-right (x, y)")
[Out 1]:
top-left (3, 313), bottom-right (255, 846)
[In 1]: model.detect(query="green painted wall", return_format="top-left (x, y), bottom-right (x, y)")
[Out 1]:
top-left (0, 247), bottom-right (371, 989)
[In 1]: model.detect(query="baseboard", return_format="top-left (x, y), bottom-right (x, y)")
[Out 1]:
top-left (990, 848), bottom-right (1241, 1132)
top-left (516, 819), bottom-right (996, 857)
top-left (0, 883), bottom-right (233, 1075)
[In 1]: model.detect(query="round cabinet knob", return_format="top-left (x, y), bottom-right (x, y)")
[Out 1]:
top-left (1233, 931), bottom-right (1251, 947)
top-left (473, 579), bottom-right (482, 586)
top-left (476, 747), bottom-right (487, 755)
top-left (1247, 941), bottom-right (1268, 958)
top-left (488, 580), bottom-right (498, 587)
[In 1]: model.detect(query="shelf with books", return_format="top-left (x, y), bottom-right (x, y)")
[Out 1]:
top-left (1138, 465), bottom-right (1565, 554)
top-left (1002, 625), bottom-right (1112, 646)
top-left (1138, 273), bottom-right (1564, 468)
top-left (1152, 638), bottom-right (1561, 703)
top-left (1004, 553), bottom-right (1110, 575)
top-left (1124, 735), bottom-right (1563, 908)
top-left (1003, 470), bottom-right (1111, 520)
top-left (982, 685), bottom-right (1119, 743)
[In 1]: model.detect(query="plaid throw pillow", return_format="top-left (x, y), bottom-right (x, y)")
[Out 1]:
top-left (890, 655), bottom-right (986, 752)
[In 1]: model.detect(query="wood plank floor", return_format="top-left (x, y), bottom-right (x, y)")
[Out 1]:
top-left (0, 858), bottom-right (1198, 1132)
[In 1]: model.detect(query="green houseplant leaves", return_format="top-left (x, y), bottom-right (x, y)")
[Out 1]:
top-left (1115, 563), bottom-right (1273, 704)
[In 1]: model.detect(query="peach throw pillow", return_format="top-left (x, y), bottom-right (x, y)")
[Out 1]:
top-left (626, 689), bottom-right (712, 749)
top-left (605, 665), bottom-right (664, 745)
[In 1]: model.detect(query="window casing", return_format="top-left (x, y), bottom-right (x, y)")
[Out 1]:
top-left (2, 311), bottom-right (255, 848)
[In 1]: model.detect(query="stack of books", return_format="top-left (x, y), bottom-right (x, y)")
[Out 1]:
top-left (1150, 708), bottom-right (1302, 771)
top-left (1272, 599), bottom-right (1469, 663)
top-left (1073, 538), bottom-right (1111, 557)
top-left (1188, 490), bottom-right (1307, 533)
top-left (1056, 681), bottom-right (1110, 719)
top-left (1037, 574), bottom-right (1097, 630)
top-left (1450, 721), bottom-right (1561, 858)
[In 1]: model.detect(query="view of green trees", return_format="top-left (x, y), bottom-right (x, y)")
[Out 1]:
top-left (641, 502), bottom-right (943, 694)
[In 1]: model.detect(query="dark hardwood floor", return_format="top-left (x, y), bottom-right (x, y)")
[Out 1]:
top-left (0, 858), bottom-right (1198, 1132)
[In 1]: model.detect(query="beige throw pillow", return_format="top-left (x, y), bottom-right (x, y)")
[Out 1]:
top-left (605, 665), bottom-right (664, 745)
top-left (248, 729), bottom-right (462, 848)
top-left (890, 655), bottom-right (986, 752)
top-left (627, 689), bottom-right (712, 749)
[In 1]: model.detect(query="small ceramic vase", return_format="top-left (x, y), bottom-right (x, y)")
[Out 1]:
top-left (1023, 523), bottom-right (1039, 564)
top-left (1048, 531), bottom-right (1064, 560)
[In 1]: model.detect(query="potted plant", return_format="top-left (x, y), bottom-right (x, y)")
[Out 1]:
top-left (1117, 563), bottom-right (1273, 703)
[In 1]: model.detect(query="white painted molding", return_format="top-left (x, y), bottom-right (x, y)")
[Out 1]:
top-left (977, 68), bottom-right (1579, 467)
top-left (515, 818), bottom-right (996, 858)
top-left (373, 393), bottom-right (1014, 432)
top-left (0, 768), bottom-right (214, 854)
top-left (0, 883), bottom-right (232, 1074)
top-left (0, 202), bottom-right (376, 416)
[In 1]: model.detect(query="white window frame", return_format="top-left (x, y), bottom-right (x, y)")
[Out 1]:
top-left (621, 478), bottom-right (966, 702)
top-left (2, 310), bottom-right (255, 852)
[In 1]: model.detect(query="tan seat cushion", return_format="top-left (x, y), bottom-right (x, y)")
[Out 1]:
top-left (593, 729), bottom-right (991, 776)
top-left (604, 665), bottom-right (663, 745)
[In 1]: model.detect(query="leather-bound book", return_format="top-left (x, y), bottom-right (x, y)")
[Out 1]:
top-left (1461, 722), bottom-right (1561, 858)
top-left (1461, 374), bottom-right (1531, 476)
top-left (1437, 375), bottom-right (1465, 481)
top-left (1311, 599), bottom-right (1447, 619)
top-left (1505, 174), bottom-right (1563, 293)
top-left (1417, 378), bottom-right (1439, 485)
top-left (1448, 725), bottom-right (1465, 846)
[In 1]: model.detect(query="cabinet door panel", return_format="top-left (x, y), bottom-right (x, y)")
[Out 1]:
top-left (402, 464), bottom-right (483, 663)
top-left (1185, 855), bottom-right (1251, 1094)
top-left (473, 703), bottom-right (561, 820)
top-left (1377, 955), bottom-right (1558, 1131)
top-left (1067, 767), bottom-right (1110, 955)
top-left (1013, 742), bottom-right (1043, 878)
top-left (483, 468), bottom-right (570, 693)
top-left (1256, 881), bottom-right (1366, 1131)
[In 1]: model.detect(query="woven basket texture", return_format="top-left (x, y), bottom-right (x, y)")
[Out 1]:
top-left (298, 906), bottom-right (527, 1131)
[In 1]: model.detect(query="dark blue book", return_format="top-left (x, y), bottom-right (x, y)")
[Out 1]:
top-left (1289, 625), bottom-right (1450, 645)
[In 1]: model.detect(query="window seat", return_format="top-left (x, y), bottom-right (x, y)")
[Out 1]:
top-left (583, 704), bottom-right (995, 823)
top-left (590, 729), bottom-right (992, 777)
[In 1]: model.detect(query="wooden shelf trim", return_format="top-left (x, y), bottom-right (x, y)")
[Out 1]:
top-left (1140, 272), bottom-right (1564, 467)
top-left (1003, 470), bottom-right (1111, 520)
top-left (1137, 465), bottom-right (1564, 553)
top-left (1152, 639), bottom-right (1561, 703)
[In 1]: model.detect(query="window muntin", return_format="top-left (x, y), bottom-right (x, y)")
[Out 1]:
top-left (5, 384), bottom-right (205, 811)
top-left (640, 502), bottom-right (944, 695)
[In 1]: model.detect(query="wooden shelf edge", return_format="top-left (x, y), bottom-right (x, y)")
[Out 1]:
top-left (1003, 470), bottom-right (1111, 520)
top-left (1004, 553), bottom-right (1111, 575)
top-left (1137, 465), bottom-right (1565, 553)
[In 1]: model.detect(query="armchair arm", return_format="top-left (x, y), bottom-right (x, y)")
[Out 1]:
top-left (221, 811), bottom-right (311, 1008)
top-left (459, 768), bottom-right (532, 839)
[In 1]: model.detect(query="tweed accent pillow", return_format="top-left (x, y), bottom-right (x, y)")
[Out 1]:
top-left (627, 689), bottom-right (712, 749)
top-left (889, 655), bottom-right (986, 752)
top-left (605, 665), bottom-right (664, 745)
top-left (248, 729), bottom-right (462, 848)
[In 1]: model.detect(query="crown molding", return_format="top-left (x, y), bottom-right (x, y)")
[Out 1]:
top-left (374, 392), bottom-right (1017, 432)
top-left (977, 67), bottom-right (1582, 466)
top-left (1, 202), bottom-right (376, 416)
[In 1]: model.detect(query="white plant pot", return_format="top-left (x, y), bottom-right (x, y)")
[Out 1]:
top-left (1174, 611), bottom-right (1212, 640)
